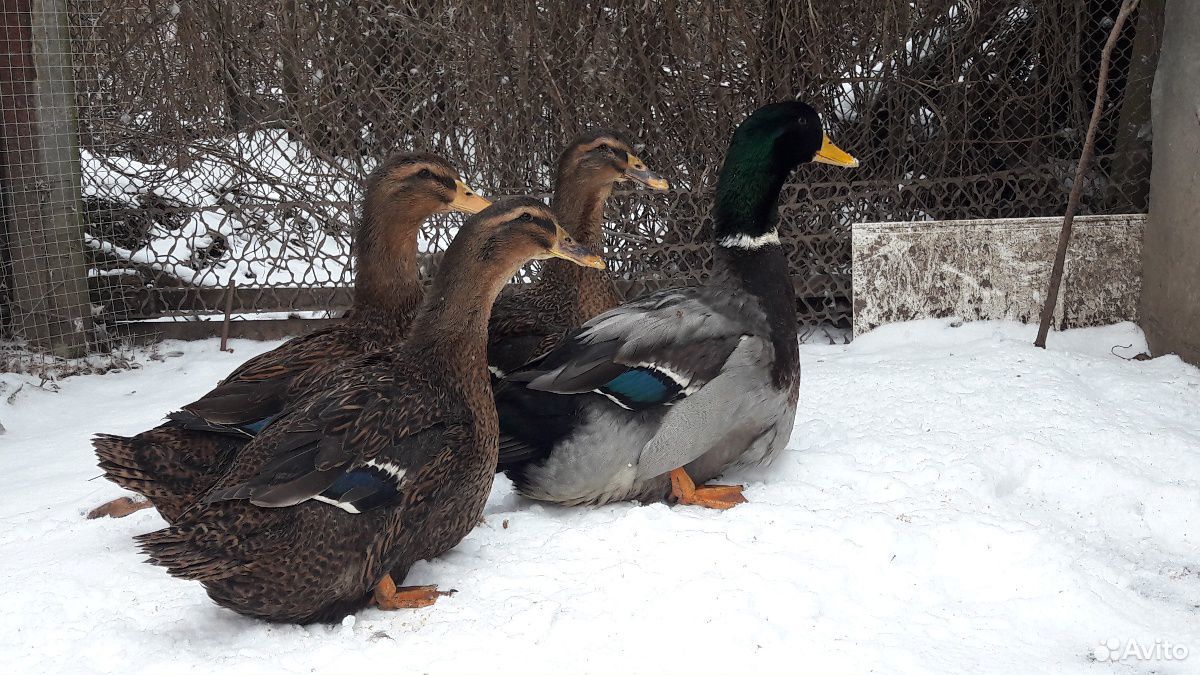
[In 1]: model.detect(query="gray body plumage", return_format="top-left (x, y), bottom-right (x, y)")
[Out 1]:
top-left (502, 281), bottom-right (799, 506)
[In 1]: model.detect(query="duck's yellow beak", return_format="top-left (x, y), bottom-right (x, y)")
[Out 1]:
top-left (622, 154), bottom-right (670, 191)
top-left (547, 225), bottom-right (606, 269)
top-left (444, 179), bottom-right (492, 214)
top-left (813, 135), bottom-right (860, 168)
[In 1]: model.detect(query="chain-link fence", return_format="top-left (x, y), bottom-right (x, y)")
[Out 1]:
top-left (2, 0), bottom-right (1159, 376)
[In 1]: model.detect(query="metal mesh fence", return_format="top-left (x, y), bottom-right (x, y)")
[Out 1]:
top-left (2, 0), bottom-right (1158, 376)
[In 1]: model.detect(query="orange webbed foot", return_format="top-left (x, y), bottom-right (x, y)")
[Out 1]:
top-left (669, 468), bottom-right (747, 510)
top-left (372, 574), bottom-right (456, 610)
top-left (86, 496), bottom-right (153, 519)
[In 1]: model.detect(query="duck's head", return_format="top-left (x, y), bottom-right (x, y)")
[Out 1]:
top-left (714, 102), bottom-right (858, 247)
top-left (557, 130), bottom-right (670, 192)
top-left (354, 153), bottom-right (491, 308)
top-left (364, 152), bottom-right (491, 225)
top-left (463, 197), bottom-right (607, 276)
top-left (728, 101), bottom-right (859, 176)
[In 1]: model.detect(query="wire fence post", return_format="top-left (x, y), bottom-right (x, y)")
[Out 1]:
top-left (0, 0), bottom-right (91, 358)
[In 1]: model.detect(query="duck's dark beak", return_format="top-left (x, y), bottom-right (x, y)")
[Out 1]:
top-left (813, 135), bottom-right (860, 168)
top-left (444, 179), bottom-right (492, 214)
top-left (548, 225), bottom-right (606, 269)
top-left (622, 154), bottom-right (670, 191)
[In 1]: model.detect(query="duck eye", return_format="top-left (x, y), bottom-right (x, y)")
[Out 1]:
top-left (519, 212), bottom-right (533, 222)
top-left (597, 144), bottom-right (613, 154)
top-left (418, 168), bottom-right (433, 179)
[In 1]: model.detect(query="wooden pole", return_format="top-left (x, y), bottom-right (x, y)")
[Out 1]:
top-left (0, 0), bottom-right (92, 358)
top-left (1035, 0), bottom-right (1142, 348)
top-left (219, 279), bottom-right (235, 352)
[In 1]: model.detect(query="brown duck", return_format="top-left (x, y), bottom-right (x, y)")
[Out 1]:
top-left (136, 197), bottom-right (603, 624)
top-left (90, 153), bottom-right (489, 521)
top-left (486, 131), bottom-right (667, 376)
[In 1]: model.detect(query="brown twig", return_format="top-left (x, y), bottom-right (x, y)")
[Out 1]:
top-left (1035, 0), bottom-right (1141, 348)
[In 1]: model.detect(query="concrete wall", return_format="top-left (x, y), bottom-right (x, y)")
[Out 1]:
top-left (1140, 0), bottom-right (1200, 364)
top-left (852, 215), bottom-right (1145, 336)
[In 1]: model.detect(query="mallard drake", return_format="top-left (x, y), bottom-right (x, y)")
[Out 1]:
top-left (90, 153), bottom-right (489, 522)
top-left (136, 198), bottom-right (604, 623)
top-left (487, 130), bottom-right (668, 376)
top-left (494, 101), bottom-right (858, 509)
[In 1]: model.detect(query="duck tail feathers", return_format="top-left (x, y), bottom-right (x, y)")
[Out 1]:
top-left (135, 525), bottom-right (248, 582)
top-left (93, 433), bottom-right (167, 501)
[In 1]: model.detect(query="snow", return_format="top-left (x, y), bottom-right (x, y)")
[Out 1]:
top-left (2, 319), bottom-right (1198, 675)
top-left (80, 132), bottom-right (510, 295)
top-left (85, 234), bottom-right (215, 288)
top-left (82, 133), bottom-right (361, 290)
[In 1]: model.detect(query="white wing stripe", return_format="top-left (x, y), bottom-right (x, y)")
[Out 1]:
top-left (364, 459), bottom-right (407, 484)
top-left (312, 494), bottom-right (362, 514)
top-left (633, 361), bottom-right (692, 390)
top-left (594, 390), bottom-right (634, 410)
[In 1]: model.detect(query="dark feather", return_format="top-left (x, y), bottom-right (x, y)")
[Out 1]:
top-left (598, 367), bottom-right (684, 409)
top-left (495, 381), bottom-right (583, 468)
top-left (166, 409), bottom-right (253, 438)
top-left (93, 317), bottom-right (410, 523)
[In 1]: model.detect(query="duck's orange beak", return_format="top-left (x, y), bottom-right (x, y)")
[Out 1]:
top-left (813, 134), bottom-right (859, 168)
top-left (622, 154), bottom-right (670, 191)
top-left (547, 224), bottom-right (606, 269)
top-left (444, 179), bottom-right (492, 214)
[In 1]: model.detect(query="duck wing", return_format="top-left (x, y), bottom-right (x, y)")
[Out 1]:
top-left (497, 286), bottom-right (764, 467)
top-left (521, 286), bottom-right (758, 407)
top-left (179, 325), bottom-right (350, 432)
top-left (206, 361), bottom-right (465, 515)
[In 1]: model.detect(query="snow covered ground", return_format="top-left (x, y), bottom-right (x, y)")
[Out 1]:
top-left (1, 319), bottom-right (1198, 675)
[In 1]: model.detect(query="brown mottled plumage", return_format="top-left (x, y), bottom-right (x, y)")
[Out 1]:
top-left (91, 153), bottom-right (489, 523)
top-left (486, 131), bottom-right (668, 375)
top-left (135, 198), bottom-right (602, 623)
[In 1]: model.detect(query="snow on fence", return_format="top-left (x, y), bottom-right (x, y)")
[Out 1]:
top-left (1, 0), bottom-right (1161, 376)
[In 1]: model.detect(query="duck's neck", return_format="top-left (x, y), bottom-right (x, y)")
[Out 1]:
top-left (710, 158), bottom-right (799, 389)
top-left (536, 177), bottom-right (621, 317)
top-left (407, 266), bottom-right (507, 388)
top-left (712, 153), bottom-right (790, 246)
top-left (351, 200), bottom-right (426, 332)
top-left (553, 174), bottom-right (612, 249)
